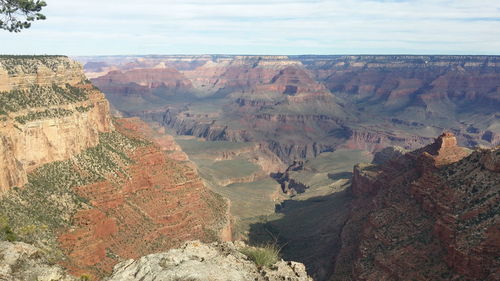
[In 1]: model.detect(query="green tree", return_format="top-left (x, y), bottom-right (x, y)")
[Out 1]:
top-left (0, 0), bottom-right (46, 32)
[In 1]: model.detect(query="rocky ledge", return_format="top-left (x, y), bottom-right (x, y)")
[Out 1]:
top-left (0, 241), bottom-right (77, 281)
top-left (105, 241), bottom-right (312, 281)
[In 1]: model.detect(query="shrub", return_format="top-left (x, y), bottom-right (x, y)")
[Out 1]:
top-left (80, 273), bottom-right (92, 281)
top-left (1, 225), bottom-right (17, 242)
top-left (240, 244), bottom-right (280, 267)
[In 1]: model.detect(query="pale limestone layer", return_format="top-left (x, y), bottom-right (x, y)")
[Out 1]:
top-left (0, 241), bottom-right (77, 281)
top-left (105, 241), bottom-right (312, 281)
top-left (0, 57), bottom-right (113, 193)
top-left (0, 57), bottom-right (85, 92)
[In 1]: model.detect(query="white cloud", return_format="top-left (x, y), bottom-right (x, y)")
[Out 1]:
top-left (0, 0), bottom-right (499, 55)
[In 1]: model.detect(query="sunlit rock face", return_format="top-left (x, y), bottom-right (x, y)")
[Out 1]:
top-left (0, 57), bottom-right (230, 280)
top-left (104, 241), bottom-right (313, 281)
top-left (0, 56), bottom-right (113, 193)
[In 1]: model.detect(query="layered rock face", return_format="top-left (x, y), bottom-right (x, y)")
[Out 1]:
top-left (57, 119), bottom-right (229, 278)
top-left (333, 133), bottom-right (499, 280)
top-left (105, 241), bottom-right (312, 281)
top-left (300, 55), bottom-right (500, 112)
top-left (0, 56), bottom-right (84, 91)
top-left (0, 56), bottom-right (229, 280)
top-left (0, 56), bottom-right (113, 193)
top-left (80, 55), bottom-right (500, 166)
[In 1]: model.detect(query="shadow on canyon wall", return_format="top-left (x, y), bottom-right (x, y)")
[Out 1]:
top-left (247, 187), bottom-right (353, 281)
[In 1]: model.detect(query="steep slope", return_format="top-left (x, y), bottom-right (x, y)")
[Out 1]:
top-left (332, 133), bottom-right (499, 280)
top-left (0, 56), bottom-right (229, 280)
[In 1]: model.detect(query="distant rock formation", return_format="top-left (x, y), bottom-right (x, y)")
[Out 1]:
top-left (104, 241), bottom-right (312, 281)
top-left (372, 146), bottom-right (407, 164)
top-left (81, 55), bottom-right (500, 166)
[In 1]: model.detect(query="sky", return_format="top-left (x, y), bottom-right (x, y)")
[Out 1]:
top-left (1, 0), bottom-right (499, 56)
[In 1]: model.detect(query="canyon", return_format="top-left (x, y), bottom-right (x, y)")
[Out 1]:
top-left (79, 54), bottom-right (500, 280)
top-left (0, 55), bottom-right (498, 281)
top-left (251, 133), bottom-right (499, 281)
top-left (82, 55), bottom-right (500, 164)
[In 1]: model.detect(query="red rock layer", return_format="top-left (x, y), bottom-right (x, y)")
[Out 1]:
top-left (57, 118), bottom-right (227, 279)
top-left (333, 133), bottom-right (499, 281)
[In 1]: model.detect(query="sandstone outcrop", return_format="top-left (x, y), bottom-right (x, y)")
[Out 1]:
top-left (0, 56), bottom-right (113, 193)
top-left (104, 240), bottom-right (312, 281)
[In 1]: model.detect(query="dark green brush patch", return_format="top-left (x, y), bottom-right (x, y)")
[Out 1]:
top-left (0, 83), bottom-right (90, 114)
top-left (15, 108), bottom-right (74, 124)
top-left (0, 56), bottom-right (72, 75)
top-left (76, 104), bottom-right (95, 113)
top-left (240, 243), bottom-right (281, 267)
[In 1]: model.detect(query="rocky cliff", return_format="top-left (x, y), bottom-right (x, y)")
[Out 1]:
top-left (0, 56), bottom-right (230, 280)
top-left (332, 133), bottom-right (499, 280)
top-left (0, 56), bottom-right (113, 193)
top-left (0, 240), bottom-right (312, 281)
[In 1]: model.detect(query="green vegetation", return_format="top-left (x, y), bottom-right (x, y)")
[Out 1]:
top-left (0, 215), bottom-right (17, 242)
top-left (240, 244), bottom-right (281, 267)
top-left (0, 131), bottom-right (149, 256)
top-left (0, 56), bottom-right (72, 74)
top-left (76, 104), bottom-right (94, 113)
top-left (175, 138), bottom-right (251, 156)
top-left (194, 157), bottom-right (260, 185)
top-left (79, 274), bottom-right (92, 281)
top-left (0, 83), bottom-right (89, 113)
top-left (15, 108), bottom-right (74, 124)
top-left (213, 178), bottom-right (280, 219)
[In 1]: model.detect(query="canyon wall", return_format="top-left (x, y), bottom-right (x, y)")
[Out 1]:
top-left (332, 133), bottom-right (499, 280)
top-left (0, 56), bottom-right (230, 280)
top-left (0, 56), bottom-right (113, 193)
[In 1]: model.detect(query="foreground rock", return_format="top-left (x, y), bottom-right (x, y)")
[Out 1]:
top-left (105, 241), bottom-right (312, 281)
top-left (0, 241), bottom-right (77, 281)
